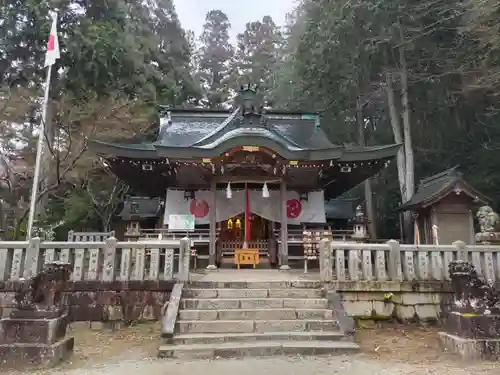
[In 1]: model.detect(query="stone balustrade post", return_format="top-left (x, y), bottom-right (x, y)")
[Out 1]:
top-left (453, 240), bottom-right (468, 262)
top-left (179, 237), bottom-right (191, 281)
top-left (0, 245), bottom-right (8, 281)
top-left (24, 237), bottom-right (41, 279)
top-left (387, 240), bottom-right (402, 281)
top-left (102, 237), bottom-right (117, 282)
top-left (319, 238), bottom-right (333, 282)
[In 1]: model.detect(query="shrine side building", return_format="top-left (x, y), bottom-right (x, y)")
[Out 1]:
top-left (90, 86), bottom-right (400, 269)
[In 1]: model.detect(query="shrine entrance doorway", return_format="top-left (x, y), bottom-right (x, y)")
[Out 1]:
top-left (217, 213), bottom-right (278, 268)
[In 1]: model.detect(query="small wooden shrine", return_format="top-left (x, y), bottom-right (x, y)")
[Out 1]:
top-left (90, 85), bottom-right (400, 269)
top-left (398, 167), bottom-right (490, 245)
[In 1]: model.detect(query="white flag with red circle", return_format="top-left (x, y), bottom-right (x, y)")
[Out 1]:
top-left (44, 11), bottom-right (60, 67)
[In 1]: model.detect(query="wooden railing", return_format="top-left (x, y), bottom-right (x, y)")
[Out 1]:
top-left (0, 237), bottom-right (192, 282)
top-left (318, 240), bottom-right (500, 282)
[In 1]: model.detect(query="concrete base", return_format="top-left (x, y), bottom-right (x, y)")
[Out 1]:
top-left (439, 332), bottom-right (500, 360)
top-left (0, 336), bottom-right (74, 368)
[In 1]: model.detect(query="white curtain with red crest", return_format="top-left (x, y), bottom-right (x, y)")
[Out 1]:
top-left (163, 189), bottom-right (326, 225)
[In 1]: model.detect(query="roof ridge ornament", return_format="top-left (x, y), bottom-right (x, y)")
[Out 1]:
top-left (238, 83), bottom-right (263, 118)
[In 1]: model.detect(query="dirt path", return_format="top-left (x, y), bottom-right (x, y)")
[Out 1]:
top-left (3, 323), bottom-right (498, 375)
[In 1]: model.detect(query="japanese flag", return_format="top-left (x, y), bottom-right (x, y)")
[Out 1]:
top-left (44, 11), bottom-right (60, 67)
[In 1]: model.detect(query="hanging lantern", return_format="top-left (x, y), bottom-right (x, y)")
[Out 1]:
top-left (235, 218), bottom-right (242, 228)
top-left (226, 182), bottom-right (232, 199)
top-left (227, 219), bottom-right (233, 230)
top-left (262, 182), bottom-right (270, 198)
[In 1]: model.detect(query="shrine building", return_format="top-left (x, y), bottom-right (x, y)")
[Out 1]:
top-left (90, 85), bottom-right (400, 269)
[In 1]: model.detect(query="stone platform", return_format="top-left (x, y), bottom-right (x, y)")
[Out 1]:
top-left (0, 311), bottom-right (74, 368)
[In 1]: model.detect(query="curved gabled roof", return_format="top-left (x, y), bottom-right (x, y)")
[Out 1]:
top-left (90, 107), bottom-right (400, 163)
top-left (398, 166), bottom-right (490, 211)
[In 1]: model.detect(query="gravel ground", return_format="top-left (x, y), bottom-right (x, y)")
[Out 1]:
top-left (3, 322), bottom-right (498, 375)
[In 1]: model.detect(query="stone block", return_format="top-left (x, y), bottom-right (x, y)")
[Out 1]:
top-left (218, 289), bottom-right (268, 299)
top-left (218, 309), bottom-right (296, 320)
top-left (179, 310), bottom-right (219, 321)
top-left (290, 281), bottom-right (323, 289)
top-left (183, 289), bottom-right (218, 299)
top-left (241, 299), bottom-right (283, 309)
top-left (391, 292), bottom-right (440, 305)
top-left (445, 312), bottom-right (500, 339)
top-left (254, 320), bottom-right (306, 332)
top-left (394, 305), bottom-right (416, 320)
top-left (268, 289), bottom-right (323, 298)
top-left (414, 305), bottom-right (440, 320)
top-left (371, 301), bottom-right (395, 318)
top-left (342, 300), bottom-right (373, 317)
top-left (439, 332), bottom-right (500, 360)
top-left (182, 299), bottom-right (240, 309)
top-left (177, 320), bottom-right (254, 334)
top-left (282, 298), bottom-right (328, 309)
top-left (158, 341), bottom-right (359, 359)
top-left (296, 309), bottom-right (333, 319)
top-left (0, 315), bottom-right (69, 345)
top-left (306, 320), bottom-right (339, 331)
top-left (0, 336), bottom-right (74, 368)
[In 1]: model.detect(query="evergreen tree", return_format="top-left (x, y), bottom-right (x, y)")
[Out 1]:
top-left (198, 10), bottom-right (234, 109)
top-left (235, 16), bottom-right (285, 102)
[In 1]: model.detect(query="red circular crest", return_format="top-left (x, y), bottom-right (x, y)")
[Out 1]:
top-left (286, 199), bottom-right (302, 219)
top-left (189, 199), bottom-right (209, 218)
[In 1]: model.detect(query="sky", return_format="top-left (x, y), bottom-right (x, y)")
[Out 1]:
top-left (173, 0), bottom-right (297, 41)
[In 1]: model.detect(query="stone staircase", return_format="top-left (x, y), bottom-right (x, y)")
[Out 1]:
top-left (158, 280), bottom-right (359, 358)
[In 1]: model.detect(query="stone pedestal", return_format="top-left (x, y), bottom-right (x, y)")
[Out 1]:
top-left (475, 231), bottom-right (500, 244)
top-left (439, 312), bottom-right (500, 360)
top-left (0, 309), bottom-right (74, 368)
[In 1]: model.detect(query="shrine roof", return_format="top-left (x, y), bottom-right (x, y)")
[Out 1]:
top-left (398, 166), bottom-right (490, 211)
top-left (91, 107), bottom-right (400, 162)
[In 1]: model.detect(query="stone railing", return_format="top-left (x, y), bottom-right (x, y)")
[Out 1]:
top-left (318, 239), bottom-right (500, 282)
top-left (0, 237), bottom-right (192, 282)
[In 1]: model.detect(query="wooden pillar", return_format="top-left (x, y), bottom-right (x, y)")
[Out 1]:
top-left (207, 180), bottom-right (217, 269)
top-left (280, 180), bottom-right (290, 270)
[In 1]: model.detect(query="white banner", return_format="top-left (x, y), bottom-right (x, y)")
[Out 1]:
top-left (164, 188), bottom-right (326, 225)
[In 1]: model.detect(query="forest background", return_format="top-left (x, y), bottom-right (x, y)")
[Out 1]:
top-left (1, 0), bottom-right (499, 240)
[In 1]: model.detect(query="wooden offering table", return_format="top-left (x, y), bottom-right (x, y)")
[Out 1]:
top-left (234, 248), bottom-right (260, 269)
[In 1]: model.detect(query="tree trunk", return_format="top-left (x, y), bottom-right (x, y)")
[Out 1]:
top-left (385, 71), bottom-right (406, 197)
top-left (385, 70), bottom-right (412, 242)
top-left (398, 32), bottom-right (415, 203)
top-left (398, 24), bottom-right (416, 243)
top-left (356, 95), bottom-right (377, 239)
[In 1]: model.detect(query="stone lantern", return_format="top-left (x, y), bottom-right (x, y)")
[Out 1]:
top-left (351, 205), bottom-right (368, 241)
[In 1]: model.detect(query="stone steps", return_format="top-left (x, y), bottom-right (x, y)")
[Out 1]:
top-left (187, 281), bottom-right (323, 289)
top-left (179, 308), bottom-right (334, 320)
top-left (184, 288), bottom-right (324, 299)
top-left (172, 331), bottom-right (347, 345)
top-left (177, 319), bottom-right (339, 333)
top-left (158, 340), bottom-right (360, 359)
top-left (158, 279), bottom-right (359, 358)
top-left (181, 298), bottom-right (329, 309)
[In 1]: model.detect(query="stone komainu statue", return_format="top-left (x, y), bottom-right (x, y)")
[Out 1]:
top-left (14, 262), bottom-right (72, 311)
top-left (476, 205), bottom-right (500, 233)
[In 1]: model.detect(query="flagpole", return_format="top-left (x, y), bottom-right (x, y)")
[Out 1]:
top-left (26, 64), bottom-right (53, 240)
